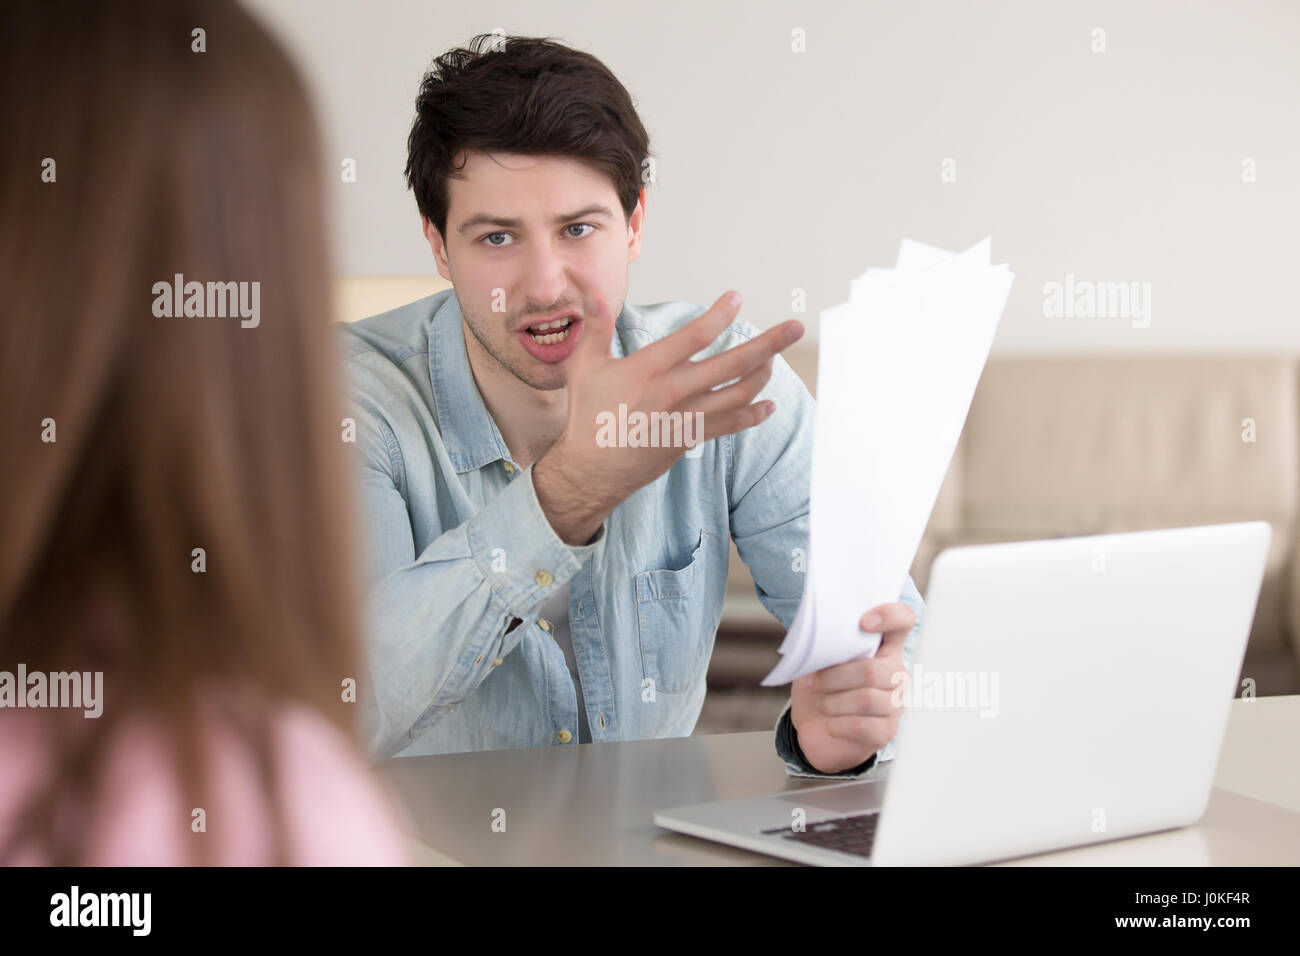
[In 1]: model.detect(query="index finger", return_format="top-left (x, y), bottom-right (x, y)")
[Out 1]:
top-left (802, 657), bottom-right (899, 695)
top-left (636, 290), bottom-right (743, 372)
top-left (674, 318), bottom-right (803, 403)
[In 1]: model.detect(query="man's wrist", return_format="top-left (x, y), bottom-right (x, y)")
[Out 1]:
top-left (533, 447), bottom-right (613, 546)
top-left (787, 708), bottom-right (877, 776)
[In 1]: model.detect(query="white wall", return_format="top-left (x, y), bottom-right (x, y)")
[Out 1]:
top-left (245, 0), bottom-right (1300, 353)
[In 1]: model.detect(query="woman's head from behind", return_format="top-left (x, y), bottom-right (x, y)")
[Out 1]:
top-left (0, 0), bottom-right (360, 863)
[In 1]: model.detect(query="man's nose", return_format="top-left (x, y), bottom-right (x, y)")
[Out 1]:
top-left (520, 239), bottom-right (568, 307)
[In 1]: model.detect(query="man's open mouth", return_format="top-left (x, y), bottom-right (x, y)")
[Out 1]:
top-left (523, 316), bottom-right (574, 345)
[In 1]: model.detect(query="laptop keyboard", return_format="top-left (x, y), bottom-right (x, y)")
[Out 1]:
top-left (761, 812), bottom-right (880, 858)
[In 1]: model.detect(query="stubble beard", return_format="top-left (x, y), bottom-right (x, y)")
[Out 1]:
top-left (462, 304), bottom-right (567, 392)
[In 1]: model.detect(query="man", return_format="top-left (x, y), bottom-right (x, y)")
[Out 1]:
top-left (340, 34), bottom-right (924, 777)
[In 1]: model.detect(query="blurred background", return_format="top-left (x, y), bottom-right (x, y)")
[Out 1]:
top-left (248, 0), bottom-right (1300, 727)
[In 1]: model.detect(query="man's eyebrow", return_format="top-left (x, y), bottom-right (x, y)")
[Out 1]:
top-left (554, 204), bottom-right (615, 223)
top-left (456, 204), bottom-right (616, 235)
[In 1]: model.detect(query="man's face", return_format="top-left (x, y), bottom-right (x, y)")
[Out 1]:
top-left (424, 151), bottom-right (645, 391)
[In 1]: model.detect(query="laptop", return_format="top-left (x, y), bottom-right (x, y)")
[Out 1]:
top-left (654, 521), bottom-right (1272, 866)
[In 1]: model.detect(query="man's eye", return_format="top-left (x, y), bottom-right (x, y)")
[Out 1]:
top-left (565, 223), bottom-right (594, 238)
top-left (482, 232), bottom-right (513, 247)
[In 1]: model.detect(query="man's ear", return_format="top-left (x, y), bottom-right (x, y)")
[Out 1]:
top-left (626, 188), bottom-right (647, 264)
top-left (422, 215), bottom-right (453, 282)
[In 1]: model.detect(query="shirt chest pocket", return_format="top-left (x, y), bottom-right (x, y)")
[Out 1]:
top-left (634, 529), bottom-right (713, 695)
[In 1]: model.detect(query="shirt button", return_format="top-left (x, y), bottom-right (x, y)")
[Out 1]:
top-left (535, 569), bottom-right (554, 587)
top-left (537, 617), bottom-right (552, 632)
top-left (491, 657), bottom-right (504, 667)
top-left (557, 729), bottom-right (573, 743)
top-left (473, 654), bottom-right (483, 667)
top-left (503, 461), bottom-right (516, 474)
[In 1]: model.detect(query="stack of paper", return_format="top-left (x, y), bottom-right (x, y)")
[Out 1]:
top-left (762, 238), bottom-right (1014, 686)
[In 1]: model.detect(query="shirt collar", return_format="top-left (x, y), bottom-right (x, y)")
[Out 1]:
top-left (428, 290), bottom-right (629, 474)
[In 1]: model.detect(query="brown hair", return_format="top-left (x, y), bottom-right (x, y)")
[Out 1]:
top-left (0, 0), bottom-right (362, 864)
top-left (405, 34), bottom-right (652, 238)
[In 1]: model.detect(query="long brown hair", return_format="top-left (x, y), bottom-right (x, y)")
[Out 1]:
top-left (0, 0), bottom-right (363, 864)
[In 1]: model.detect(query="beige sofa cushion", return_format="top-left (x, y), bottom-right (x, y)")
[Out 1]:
top-left (961, 357), bottom-right (1297, 534)
top-left (334, 275), bottom-right (451, 323)
top-left (950, 357), bottom-right (1298, 672)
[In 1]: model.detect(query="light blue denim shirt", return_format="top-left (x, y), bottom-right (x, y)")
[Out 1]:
top-left (338, 289), bottom-right (925, 777)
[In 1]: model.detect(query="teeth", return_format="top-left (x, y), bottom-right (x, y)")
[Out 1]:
top-left (528, 316), bottom-right (573, 331)
top-left (529, 326), bottom-right (571, 346)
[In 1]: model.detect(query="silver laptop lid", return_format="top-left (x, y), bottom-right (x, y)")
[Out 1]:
top-left (871, 521), bottom-right (1270, 866)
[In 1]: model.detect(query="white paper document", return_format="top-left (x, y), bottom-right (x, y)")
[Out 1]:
top-left (761, 237), bottom-right (1014, 686)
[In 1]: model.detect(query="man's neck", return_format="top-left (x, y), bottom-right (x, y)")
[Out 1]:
top-left (463, 323), bottom-right (568, 469)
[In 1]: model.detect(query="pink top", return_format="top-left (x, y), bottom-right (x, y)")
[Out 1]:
top-left (0, 701), bottom-right (411, 865)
